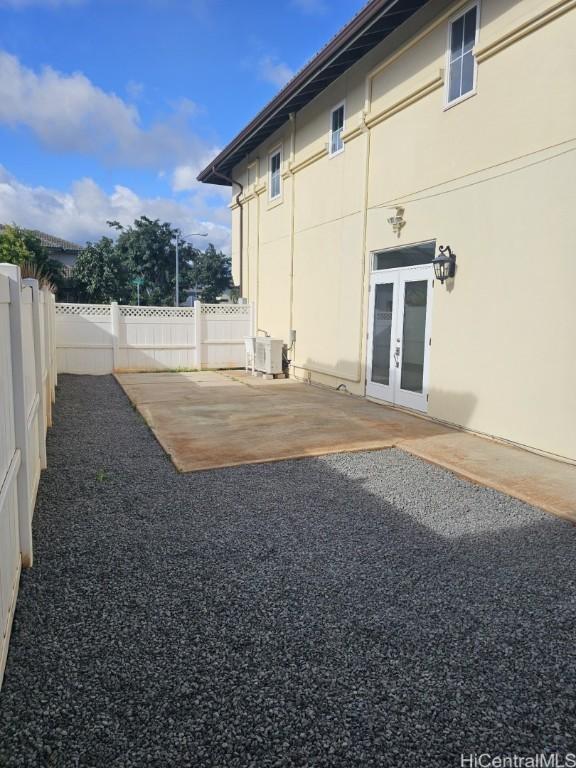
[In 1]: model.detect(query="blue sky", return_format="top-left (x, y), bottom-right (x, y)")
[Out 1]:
top-left (0, 0), bottom-right (366, 251)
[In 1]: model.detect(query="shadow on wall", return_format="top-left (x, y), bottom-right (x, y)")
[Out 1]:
top-left (427, 387), bottom-right (478, 429)
top-left (273, 0), bottom-right (514, 157)
top-left (56, 309), bottom-right (115, 375)
top-left (297, 355), bottom-right (478, 431)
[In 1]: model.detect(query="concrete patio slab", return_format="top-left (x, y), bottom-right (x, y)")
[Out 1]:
top-left (115, 370), bottom-right (576, 523)
top-left (115, 370), bottom-right (448, 469)
top-left (404, 432), bottom-right (576, 524)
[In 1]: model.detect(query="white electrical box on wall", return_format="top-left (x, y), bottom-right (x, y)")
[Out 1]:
top-left (254, 337), bottom-right (283, 375)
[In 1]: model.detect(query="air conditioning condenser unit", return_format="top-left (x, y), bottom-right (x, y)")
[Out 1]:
top-left (254, 337), bottom-right (283, 375)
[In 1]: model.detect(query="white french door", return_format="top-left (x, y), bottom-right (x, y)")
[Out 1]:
top-left (366, 266), bottom-right (433, 413)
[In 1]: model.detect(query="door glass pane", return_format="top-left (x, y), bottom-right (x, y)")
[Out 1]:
top-left (374, 241), bottom-right (435, 271)
top-left (371, 283), bottom-right (394, 386)
top-left (400, 280), bottom-right (428, 393)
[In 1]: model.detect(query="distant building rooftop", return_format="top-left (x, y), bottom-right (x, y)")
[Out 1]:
top-left (31, 230), bottom-right (84, 253)
top-left (0, 225), bottom-right (84, 273)
top-left (0, 225), bottom-right (84, 253)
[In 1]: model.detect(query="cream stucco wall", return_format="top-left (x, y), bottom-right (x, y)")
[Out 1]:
top-left (228, 0), bottom-right (576, 461)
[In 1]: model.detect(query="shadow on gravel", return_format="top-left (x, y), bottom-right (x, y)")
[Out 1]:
top-left (0, 375), bottom-right (574, 768)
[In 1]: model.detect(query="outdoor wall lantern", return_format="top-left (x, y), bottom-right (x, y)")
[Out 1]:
top-left (432, 245), bottom-right (456, 284)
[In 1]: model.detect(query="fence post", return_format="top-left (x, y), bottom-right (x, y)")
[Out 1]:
top-left (111, 302), bottom-right (120, 371)
top-left (41, 288), bottom-right (53, 426)
top-left (51, 293), bottom-right (57, 395)
top-left (194, 300), bottom-right (202, 370)
top-left (0, 263), bottom-right (33, 567)
top-left (23, 279), bottom-right (47, 470)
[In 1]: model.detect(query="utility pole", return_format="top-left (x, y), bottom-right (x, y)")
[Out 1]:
top-left (175, 236), bottom-right (180, 307)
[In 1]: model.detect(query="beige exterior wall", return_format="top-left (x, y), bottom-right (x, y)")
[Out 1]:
top-left (229, 0), bottom-right (576, 461)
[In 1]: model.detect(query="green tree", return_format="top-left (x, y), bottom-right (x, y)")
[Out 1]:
top-left (108, 216), bottom-right (195, 305)
top-left (188, 244), bottom-right (232, 303)
top-left (0, 225), bottom-right (65, 292)
top-left (72, 237), bottom-right (133, 303)
top-left (0, 224), bottom-right (30, 264)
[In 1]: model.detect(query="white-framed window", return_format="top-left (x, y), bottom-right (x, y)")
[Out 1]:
top-left (329, 101), bottom-right (345, 156)
top-left (445, 2), bottom-right (480, 107)
top-left (269, 147), bottom-right (282, 200)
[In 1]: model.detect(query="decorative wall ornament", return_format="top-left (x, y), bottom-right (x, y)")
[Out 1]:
top-left (387, 206), bottom-right (406, 236)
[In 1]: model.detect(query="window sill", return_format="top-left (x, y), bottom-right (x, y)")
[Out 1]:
top-left (328, 148), bottom-right (345, 159)
top-left (268, 195), bottom-right (284, 210)
top-left (443, 88), bottom-right (477, 111)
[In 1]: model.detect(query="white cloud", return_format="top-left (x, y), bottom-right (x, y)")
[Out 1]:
top-left (257, 55), bottom-right (294, 89)
top-left (171, 145), bottom-right (224, 193)
top-left (291, 0), bottom-right (327, 15)
top-left (0, 166), bottom-right (231, 253)
top-left (0, 51), bottom-right (212, 169)
top-left (172, 165), bottom-right (200, 192)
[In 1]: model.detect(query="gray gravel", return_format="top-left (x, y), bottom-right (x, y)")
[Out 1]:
top-left (0, 374), bottom-right (575, 768)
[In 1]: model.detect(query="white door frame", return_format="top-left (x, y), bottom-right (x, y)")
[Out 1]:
top-left (366, 265), bottom-right (434, 413)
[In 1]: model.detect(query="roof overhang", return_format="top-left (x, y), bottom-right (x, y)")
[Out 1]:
top-left (198, 0), bottom-right (430, 186)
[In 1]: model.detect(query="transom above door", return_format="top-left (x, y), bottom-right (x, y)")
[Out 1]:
top-left (366, 242), bottom-right (435, 413)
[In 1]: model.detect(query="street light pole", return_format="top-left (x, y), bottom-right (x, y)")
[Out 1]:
top-left (174, 231), bottom-right (208, 307)
top-left (175, 236), bottom-right (180, 308)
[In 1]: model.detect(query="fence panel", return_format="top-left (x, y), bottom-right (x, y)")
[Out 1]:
top-left (38, 289), bottom-right (48, 434)
top-left (117, 305), bottom-right (197, 371)
top-left (21, 286), bottom-right (42, 507)
top-left (0, 274), bottom-right (20, 688)
top-left (201, 303), bottom-right (253, 369)
top-left (55, 302), bottom-right (255, 373)
top-left (0, 264), bottom-right (57, 688)
top-left (55, 304), bottom-right (114, 374)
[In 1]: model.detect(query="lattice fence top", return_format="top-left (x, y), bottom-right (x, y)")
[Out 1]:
top-left (119, 305), bottom-right (195, 318)
top-left (55, 304), bottom-right (110, 316)
top-left (202, 304), bottom-right (251, 315)
top-left (56, 302), bottom-right (251, 318)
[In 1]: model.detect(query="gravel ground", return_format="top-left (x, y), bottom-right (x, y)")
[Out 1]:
top-left (0, 374), bottom-right (575, 768)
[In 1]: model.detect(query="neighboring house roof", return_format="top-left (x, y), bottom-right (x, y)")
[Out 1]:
top-left (0, 225), bottom-right (83, 253)
top-left (31, 231), bottom-right (84, 253)
top-left (198, 0), bottom-right (430, 186)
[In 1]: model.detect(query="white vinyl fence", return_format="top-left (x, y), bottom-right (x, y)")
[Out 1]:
top-left (55, 301), bottom-right (255, 374)
top-left (0, 263), bottom-right (56, 688)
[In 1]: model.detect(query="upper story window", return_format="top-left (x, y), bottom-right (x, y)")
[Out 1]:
top-left (446, 3), bottom-right (479, 107)
top-left (329, 102), bottom-right (345, 156)
top-left (269, 147), bottom-right (282, 200)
